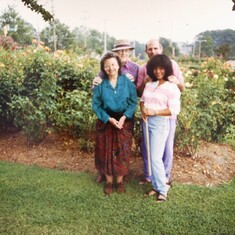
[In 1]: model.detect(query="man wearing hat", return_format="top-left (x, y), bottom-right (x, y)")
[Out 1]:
top-left (93, 39), bottom-right (139, 86)
top-left (93, 39), bottom-right (139, 183)
top-left (111, 39), bottom-right (139, 83)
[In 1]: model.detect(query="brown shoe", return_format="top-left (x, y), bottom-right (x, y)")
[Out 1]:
top-left (96, 174), bottom-right (105, 184)
top-left (116, 182), bottom-right (126, 193)
top-left (104, 183), bottom-right (113, 195)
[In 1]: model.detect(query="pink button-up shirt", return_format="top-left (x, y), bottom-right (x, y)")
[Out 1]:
top-left (137, 59), bottom-right (183, 119)
top-left (141, 81), bottom-right (181, 118)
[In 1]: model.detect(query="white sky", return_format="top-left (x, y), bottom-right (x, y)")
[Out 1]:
top-left (1, 0), bottom-right (235, 43)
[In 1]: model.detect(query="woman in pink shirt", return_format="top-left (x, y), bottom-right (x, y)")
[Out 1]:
top-left (137, 39), bottom-right (184, 186)
top-left (140, 54), bottom-right (180, 202)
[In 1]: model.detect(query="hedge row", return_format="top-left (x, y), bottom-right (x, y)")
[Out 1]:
top-left (0, 48), bottom-right (234, 155)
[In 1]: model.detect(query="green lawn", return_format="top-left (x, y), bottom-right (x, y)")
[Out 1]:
top-left (0, 161), bottom-right (234, 235)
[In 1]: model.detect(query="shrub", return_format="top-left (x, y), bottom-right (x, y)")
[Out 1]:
top-left (10, 96), bottom-right (47, 145)
top-left (1, 48), bottom-right (234, 155)
top-left (0, 48), bottom-right (25, 130)
top-left (55, 55), bottom-right (99, 95)
top-left (175, 58), bottom-right (235, 155)
top-left (52, 90), bottom-right (96, 152)
top-left (7, 49), bottom-right (99, 146)
top-left (0, 35), bottom-right (19, 50)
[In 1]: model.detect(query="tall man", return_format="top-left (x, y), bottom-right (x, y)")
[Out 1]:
top-left (137, 39), bottom-right (184, 185)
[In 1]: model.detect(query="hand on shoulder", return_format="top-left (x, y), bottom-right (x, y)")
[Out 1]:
top-left (125, 73), bottom-right (135, 82)
top-left (168, 75), bottom-right (180, 85)
top-left (93, 76), bottom-right (102, 86)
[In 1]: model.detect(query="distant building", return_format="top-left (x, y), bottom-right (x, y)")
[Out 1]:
top-left (178, 42), bottom-right (193, 57)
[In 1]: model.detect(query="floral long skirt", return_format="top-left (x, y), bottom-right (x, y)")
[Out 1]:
top-left (95, 119), bottom-right (134, 176)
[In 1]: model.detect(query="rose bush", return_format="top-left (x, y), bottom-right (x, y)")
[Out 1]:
top-left (176, 57), bottom-right (235, 155)
top-left (1, 48), bottom-right (98, 148)
top-left (0, 48), bottom-right (234, 155)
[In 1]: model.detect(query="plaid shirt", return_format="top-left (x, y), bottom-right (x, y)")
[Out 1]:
top-left (121, 60), bottom-right (139, 83)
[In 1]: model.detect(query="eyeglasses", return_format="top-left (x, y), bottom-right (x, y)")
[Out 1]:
top-left (104, 64), bottom-right (115, 70)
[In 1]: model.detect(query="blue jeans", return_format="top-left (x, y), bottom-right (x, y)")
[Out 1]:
top-left (141, 119), bottom-right (176, 181)
top-left (142, 116), bottom-right (170, 197)
top-left (163, 119), bottom-right (176, 180)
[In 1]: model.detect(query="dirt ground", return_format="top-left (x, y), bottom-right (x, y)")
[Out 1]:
top-left (0, 131), bottom-right (234, 187)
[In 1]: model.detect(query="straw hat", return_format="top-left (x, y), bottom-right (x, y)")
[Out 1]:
top-left (112, 39), bottom-right (134, 51)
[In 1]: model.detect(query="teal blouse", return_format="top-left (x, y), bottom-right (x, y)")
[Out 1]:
top-left (92, 75), bottom-right (137, 123)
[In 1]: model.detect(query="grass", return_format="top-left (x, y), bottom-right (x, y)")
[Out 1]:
top-left (224, 139), bottom-right (235, 149)
top-left (0, 161), bottom-right (234, 235)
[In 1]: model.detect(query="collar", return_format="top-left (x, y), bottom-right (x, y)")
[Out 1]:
top-left (103, 75), bottom-right (125, 87)
top-left (122, 60), bottom-right (131, 70)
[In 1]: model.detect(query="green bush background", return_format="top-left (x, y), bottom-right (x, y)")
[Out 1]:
top-left (0, 47), bottom-right (234, 154)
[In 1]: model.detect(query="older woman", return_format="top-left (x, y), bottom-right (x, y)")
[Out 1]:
top-left (93, 40), bottom-right (139, 184)
top-left (92, 52), bottom-right (137, 195)
top-left (140, 54), bottom-right (181, 202)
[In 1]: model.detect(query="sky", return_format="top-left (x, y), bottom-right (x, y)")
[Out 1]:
top-left (1, 0), bottom-right (235, 43)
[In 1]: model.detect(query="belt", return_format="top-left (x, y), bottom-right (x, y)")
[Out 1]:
top-left (106, 111), bottom-right (124, 120)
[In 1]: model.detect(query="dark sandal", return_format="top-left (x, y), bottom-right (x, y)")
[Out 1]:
top-left (144, 189), bottom-right (157, 197)
top-left (156, 194), bottom-right (167, 202)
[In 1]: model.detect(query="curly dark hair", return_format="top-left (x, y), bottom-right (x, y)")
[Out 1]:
top-left (147, 54), bottom-right (173, 81)
top-left (100, 51), bottom-right (122, 77)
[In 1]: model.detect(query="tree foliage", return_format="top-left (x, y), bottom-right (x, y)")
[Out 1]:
top-left (0, 35), bottom-right (19, 50)
top-left (0, 6), bottom-right (36, 46)
top-left (41, 23), bottom-right (118, 55)
top-left (134, 41), bottom-right (146, 60)
top-left (160, 37), bottom-right (180, 57)
top-left (215, 44), bottom-right (231, 59)
top-left (21, 0), bottom-right (53, 22)
top-left (197, 29), bottom-right (235, 59)
top-left (40, 19), bottom-right (76, 51)
top-left (2, 4), bottom-right (235, 60)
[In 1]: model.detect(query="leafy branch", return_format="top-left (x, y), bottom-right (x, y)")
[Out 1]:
top-left (21, 0), bottom-right (53, 22)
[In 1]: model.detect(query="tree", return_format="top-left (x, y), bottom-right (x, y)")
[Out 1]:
top-left (72, 26), bottom-right (116, 55)
top-left (40, 19), bottom-right (76, 51)
top-left (160, 37), bottom-right (180, 57)
top-left (86, 29), bottom-right (103, 54)
top-left (72, 26), bottom-right (88, 53)
top-left (0, 6), bottom-right (36, 46)
top-left (0, 35), bottom-right (19, 50)
top-left (197, 29), bottom-right (235, 59)
top-left (193, 34), bottom-right (214, 58)
top-left (215, 44), bottom-right (231, 60)
top-left (21, 0), bottom-right (53, 22)
top-left (134, 41), bottom-right (145, 59)
top-left (106, 35), bottom-right (116, 53)
top-left (198, 34), bottom-right (214, 57)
